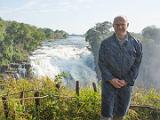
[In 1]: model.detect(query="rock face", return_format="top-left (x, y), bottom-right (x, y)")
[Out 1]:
top-left (85, 21), bottom-right (113, 81)
top-left (0, 62), bottom-right (31, 80)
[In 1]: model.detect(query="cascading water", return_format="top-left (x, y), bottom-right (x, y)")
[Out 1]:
top-left (29, 36), bottom-right (98, 87)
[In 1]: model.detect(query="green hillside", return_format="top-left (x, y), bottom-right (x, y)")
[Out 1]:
top-left (0, 17), bottom-right (68, 66)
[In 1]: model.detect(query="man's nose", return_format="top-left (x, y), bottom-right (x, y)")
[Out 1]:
top-left (118, 25), bottom-right (123, 29)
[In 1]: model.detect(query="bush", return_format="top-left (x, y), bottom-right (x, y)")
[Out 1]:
top-left (0, 78), bottom-right (159, 120)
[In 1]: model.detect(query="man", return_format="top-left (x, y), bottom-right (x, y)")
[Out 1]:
top-left (98, 16), bottom-right (142, 120)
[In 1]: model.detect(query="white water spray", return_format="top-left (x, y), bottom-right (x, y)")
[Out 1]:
top-left (29, 36), bottom-right (98, 87)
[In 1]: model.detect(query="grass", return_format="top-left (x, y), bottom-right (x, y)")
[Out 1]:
top-left (0, 77), bottom-right (159, 120)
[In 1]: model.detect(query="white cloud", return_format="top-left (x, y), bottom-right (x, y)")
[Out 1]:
top-left (1, 0), bottom-right (160, 34)
top-left (0, 0), bottom-right (96, 15)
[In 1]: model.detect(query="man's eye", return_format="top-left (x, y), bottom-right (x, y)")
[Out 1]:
top-left (115, 24), bottom-right (125, 26)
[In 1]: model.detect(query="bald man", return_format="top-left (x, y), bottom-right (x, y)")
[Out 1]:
top-left (98, 16), bottom-right (142, 120)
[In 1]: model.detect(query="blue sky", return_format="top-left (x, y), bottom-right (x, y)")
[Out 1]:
top-left (0, 0), bottom-right (160, 34)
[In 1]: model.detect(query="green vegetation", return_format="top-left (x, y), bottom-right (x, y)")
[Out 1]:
top-left (40, 28), bottom-right (68, 40)
top-left (0, 17), bottom-right (68, 66)
top-left (0, 77), bottom-right (159, 120)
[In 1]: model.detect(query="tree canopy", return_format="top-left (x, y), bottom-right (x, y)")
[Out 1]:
top-left (0, 17), bottom-right (68, 66)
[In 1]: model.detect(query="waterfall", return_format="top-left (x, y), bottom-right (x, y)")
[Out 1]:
top-left (29, 36), bottom-right (98, 87)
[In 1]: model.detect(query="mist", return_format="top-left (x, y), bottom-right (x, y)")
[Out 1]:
top-left (137, 26), bottom-right (160, 89)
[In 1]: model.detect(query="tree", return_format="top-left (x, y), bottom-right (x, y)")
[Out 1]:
top-left (142, 26), bottom-right (160, 44)
top-left (40, 28), bottom-right (54, 39)
top-left (0, 19), bottom-right (5, 41)
top-left (85, 21), bottom-right (113, 80)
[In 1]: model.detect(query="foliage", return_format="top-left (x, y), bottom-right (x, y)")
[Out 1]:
top-left (53, 30), bottom-right (68, 39)
top-left (142, 25), bottom-right (160, 44)
top-left (0, 77), bottom-right (159, 120)
top-left (40, 28), bottom-right (68, 40)
top-left (0, 17), bottom-right (68, 66)
top-left (85, 21), bottom-right (112, 50)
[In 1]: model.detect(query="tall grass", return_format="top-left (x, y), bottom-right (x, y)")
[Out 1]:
top-left (0, 78), bottom-right (159, 120)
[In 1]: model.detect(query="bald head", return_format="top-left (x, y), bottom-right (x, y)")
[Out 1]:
top-left (113, 16), bottom-right (128, 25)
top-left (113, 16), bottom-right (129, 40)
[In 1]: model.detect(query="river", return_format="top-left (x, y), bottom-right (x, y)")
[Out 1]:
top-left (29, 36), bottom-right (98, 88)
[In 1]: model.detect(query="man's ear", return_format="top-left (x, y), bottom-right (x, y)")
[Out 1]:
top-left (127, 23), bottom-right (129, 27)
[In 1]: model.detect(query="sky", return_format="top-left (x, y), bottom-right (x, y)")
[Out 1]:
top-left (0, 0), bottom-right (160, 34)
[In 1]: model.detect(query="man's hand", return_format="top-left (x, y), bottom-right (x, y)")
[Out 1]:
top-left (109, 78), bottom-right (127, 88)
top-left (118, 80), bottom-right (127, 87)
top-left (109, 78), bottom-right (122, 88)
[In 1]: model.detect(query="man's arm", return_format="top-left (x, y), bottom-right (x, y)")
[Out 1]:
top-left (98, 41), bottom-right (114, 82)
top-left (125, 40), bottom-right (143, 86)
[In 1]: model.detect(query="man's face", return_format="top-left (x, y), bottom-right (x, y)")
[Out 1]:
top-left (113, 18), bottom-right (128, 38)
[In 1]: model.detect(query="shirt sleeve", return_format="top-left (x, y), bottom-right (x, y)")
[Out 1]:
top-left (125, 40), bottom-right (143, 86)
top-left (98, 41), bottom-right (114, 82)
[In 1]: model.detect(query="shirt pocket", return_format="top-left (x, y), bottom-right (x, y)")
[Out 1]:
top-left (128, 48), bottom-right (136, 65)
